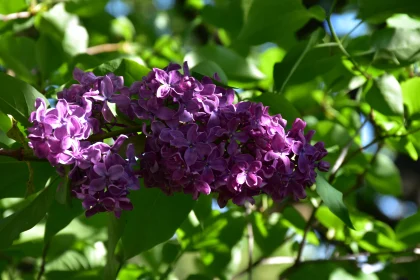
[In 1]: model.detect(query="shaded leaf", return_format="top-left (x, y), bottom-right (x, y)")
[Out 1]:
top-left (236, 0), bottom-right (322, 47)
top-left (0, 157), bottom-right (55, 199)
top-left (395, 211), bottom-right (420, 246)
top-left (184, 45), bottom-right (264, 82)
top-left (121, 186), bottom-right (195, 260)
top-left (316, 174), bottom-right (354, 229)
top-left (44, 199), bottom-right (83, 244)
top-left (0, 177), bottom-right (59, 249)
top-left (0, 33), bottom-right (36, 82)
top-left (94, 58), bottom-right (150, 85)
top-left (0, 72), bottom-right (48, 126)
top-left (253, 92), bottom-right (301, 123)
top-left (365, 74), bottom-right (404, 116)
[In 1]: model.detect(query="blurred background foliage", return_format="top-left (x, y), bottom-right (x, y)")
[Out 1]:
top-left (1, 0), bottom-right (420, 279)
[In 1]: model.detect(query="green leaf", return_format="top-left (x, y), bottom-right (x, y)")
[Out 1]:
top-left (191, 61), bottom-right (228, 85)
top-left (184, 45), bottom-right (264, 82)
top-left (94, 58), bottom-right (150, 85)
top-left (273, 29), bottom-right (336, 93)
top-left (37, 3), bottom-right (88, 56)
top-left (253, 92), bottom-right (301, 122)
top-left (236, 0), bottom-right (322, 47)
top-left (111, 17), bottom-right (135, 41)
top-left (0, 33), bottom-right (37, 82)
top-left (65, 0), bottom-right (108, 17)
top-left (0, 177), bottom-right (59, 249)
top-left (365, 74), bottom-right (404, 116)
top-left (359, 0), bottom-right (420, 23)
top-left (0, 157), bottom-right (55, 199)
top-left (316, 174), bottom-right (354, 229)
top-left (402, 77), bottom-right (420, 119)
top-left (44, 199), bottom-right (83, 244)
top-left (0, 111), bottom-right (12, 133)
top-left (0, 72), bottom-right (48, 126)
top-left (371, 28), bottom-right (420, 68)
top-left (201, 0), bottom-right (244, 38)
top-left (105, 215), bottom-right (125, 280)
top-left (0, 0), bottom-right (27, 14)
top-left (121, 186), bottom-right (195, 260)
top-left (365, 153), bottom-right (402, 196)
top-left (395, 211), bottom-right (420, 246)
top-left (35, 34), bottom-right (64, 80)
top-left (45, 269), bottom-right (103, 280)
top-left (387, 14), bottom-right (420, 29)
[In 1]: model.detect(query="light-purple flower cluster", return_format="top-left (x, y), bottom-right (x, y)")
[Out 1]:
top-left (125, 62), bottom-right (330, 207)
top-left (28, 70), bottom-right (139, 217)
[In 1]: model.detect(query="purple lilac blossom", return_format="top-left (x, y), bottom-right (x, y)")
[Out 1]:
top-left (132, 62), bottom-right (329, 207)
top-left (28, 70), bottom-right (139, 218)
top-left (28, 62), bottom-right (329, 216)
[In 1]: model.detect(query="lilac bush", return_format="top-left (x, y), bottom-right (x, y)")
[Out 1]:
top-left (28, 62), bottom-right (329, 217)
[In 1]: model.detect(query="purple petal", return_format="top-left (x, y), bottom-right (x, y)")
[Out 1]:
top-left (102, 101), bottom-right (115, 123)
top-left (155, 107), bottom-right (175, 120)
top-left (89, 177), bottom-right (106, 192)
top-left (157, 85), bottom-right (171, 98)
top-left (187, 124), bottom-right (198, 142)
top-left (195, 180), bottom-right (211, 195)
top-left (236, 173), bottom-right (247, 185)
top-left (184, 148), bottom-right (198, 166)
top-left (170, 137), bottom-right (189, 148)
top-left (210, 159), bottom-right (227, 171)
top-left (93, 163), bottom-right (107, 177)
top-left (108, 165), bottom-right (125, 181)
top-left (153, 68), bottom-right (169, 84)
top-left (101, 75), bottom-right (114, 99)
top-left (102, 197), bottom-right (115, 211)
top-left (112, 135), bottom-right (128, 152)
top-left (264, 150), bottom-right (280, 161)
top-left (202, 167), bottom-right (214, 183)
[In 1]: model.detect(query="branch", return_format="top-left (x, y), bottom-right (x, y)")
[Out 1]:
top-left (87, 125), bottom-right (143, 142)
top-left (37, 240), bottom-right (50, 280)
top-left (280, 247), bottom-right (420, 279)
top-left (245, 202), bottom-right (254, 280)
top-left (326, 4), bottom-right (370, 80)
top-left (0, 11), bottom-right (32, 21)
top-left (0, 4), bottom-right (42, 22)
top-left (0, 148), bottom-right (45, 162)
top-left (329, 112), bottom-right (370, 182)
top-left (86, 43), bottom-right (129, 55)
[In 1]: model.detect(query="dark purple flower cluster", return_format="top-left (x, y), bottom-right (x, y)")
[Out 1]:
top-left (124, 62), bottom-right (330, 207)
top-left (28, 70), bottom-right (139, 217)
top-left (28, 61), bottom-right (329, 216)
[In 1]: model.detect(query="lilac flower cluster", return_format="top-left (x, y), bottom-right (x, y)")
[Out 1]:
top-left (125, 62), bottom-right (330, 207)
top-left (28, 71), bottom-right (139, 217)
top-left (28, 61), bottom-right (329, 216)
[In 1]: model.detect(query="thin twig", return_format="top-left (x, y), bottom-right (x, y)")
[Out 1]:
top-left (245, 202), bottom-right (254, 280)
top-left (233, 234), bottom-right (297, 279)
top-left (294, 205), bottom-right (318, 264)
top-left (329, 112), bottom-right (370, 182)
top-left (159, 249), bottom-right (184, 280)
top-left (341, 20), bottom-right (364, 43)
top-left (86, 43), bottom-right (127, 55)
top-left (0, 148), bottom-right (45, 161)
top-left (87, 125), bottom-right (143, 142)
top-left (37, 241), bottom-right (50, 280)
top-left (326, 4), bottom-right (370, 80)
top-left (0, 11), bottom-right (32, 21)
